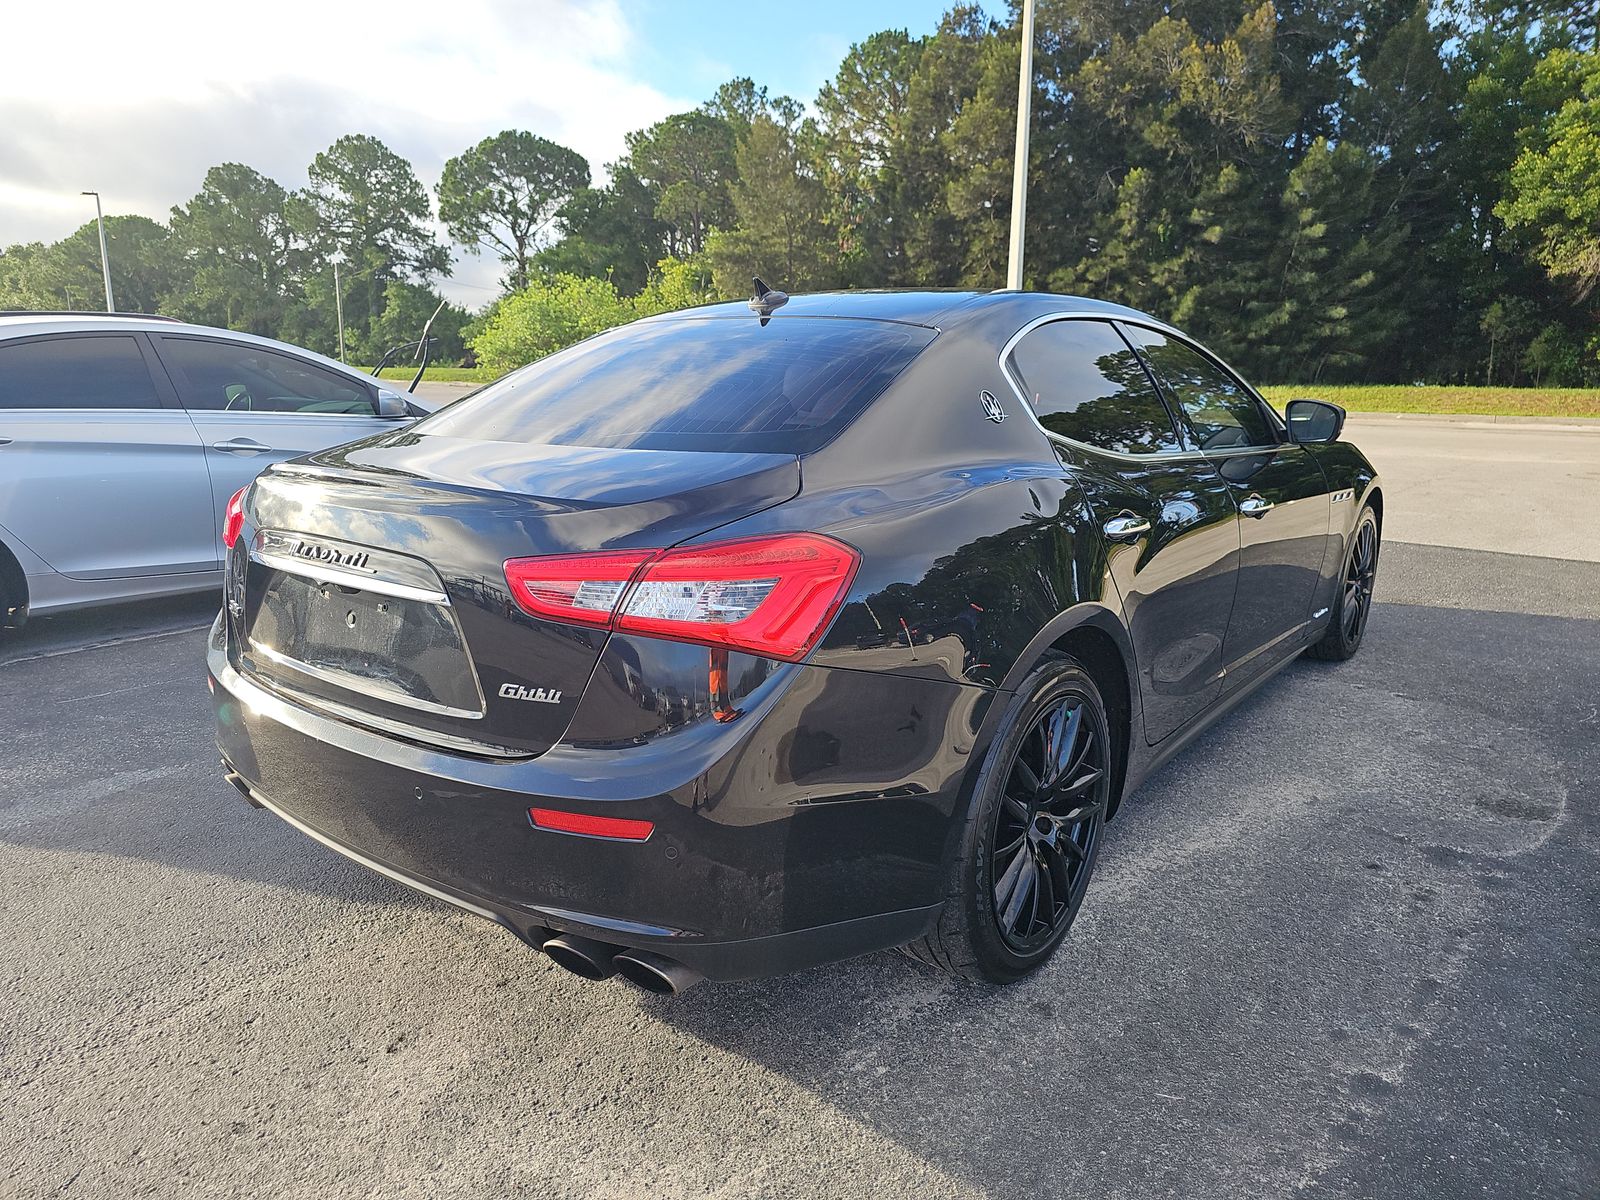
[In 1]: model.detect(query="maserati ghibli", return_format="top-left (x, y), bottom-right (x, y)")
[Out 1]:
top-left (209, 289), bottom-right (1381, 992)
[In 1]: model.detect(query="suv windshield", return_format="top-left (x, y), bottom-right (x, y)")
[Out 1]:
top-left (423, 317), bottom-right (937, 454)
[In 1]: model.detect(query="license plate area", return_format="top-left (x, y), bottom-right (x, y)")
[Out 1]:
top-left (243, 531), bottom-right (484, 720)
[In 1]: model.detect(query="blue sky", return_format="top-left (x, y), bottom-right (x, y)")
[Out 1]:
top-left (0, 0), bottom-right (970, 303)
top-left (629, 1), bottom-right (959, 108)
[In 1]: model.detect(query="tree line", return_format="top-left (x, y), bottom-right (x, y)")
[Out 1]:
top-left (1, 0), bottom-right (1596, 385)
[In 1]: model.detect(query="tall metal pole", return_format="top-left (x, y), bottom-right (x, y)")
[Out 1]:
top-left (1006, 0), bottom-right (1037, 291)
top-left (81, 191), bottom-right (115, 311)
top-left (333, 260), bottom-right (346, 362)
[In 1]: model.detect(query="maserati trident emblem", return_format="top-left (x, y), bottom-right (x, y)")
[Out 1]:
top-left (980, 390), bottom-right (1005, 423)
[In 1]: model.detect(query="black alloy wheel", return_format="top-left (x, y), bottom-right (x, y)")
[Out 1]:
top-left (1309, 505), bottom-right (1380, 661)
top-left (990, 692), bottom-right (1105, 953)
top-left (905, 656), bottom-right (1113, 982)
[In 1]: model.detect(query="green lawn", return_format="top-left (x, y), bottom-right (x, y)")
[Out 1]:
top-left (1258, 384), bottom-right (1600, 419)
top-left (360, 367), bottom-right (1600, 417)
top-left (364, 365), bottom-right (486, 384)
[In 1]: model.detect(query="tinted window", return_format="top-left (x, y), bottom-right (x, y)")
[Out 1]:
top-left (158, 337), bottom-right (375, 415)
top-left (1123, 327), bottom-right (1275, 450)
top-left (0, 335), bottom-right (161, 410)
top-left (422, 317), bottom-right (936, 454)
top-left (1005, 320), bottom-right (1181, 455)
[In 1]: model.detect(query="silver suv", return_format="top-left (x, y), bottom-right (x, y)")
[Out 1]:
top-left (0, 313), bottom-right (430, 630)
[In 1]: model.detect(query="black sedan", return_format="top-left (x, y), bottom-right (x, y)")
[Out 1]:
top-left (209, 290), bottom-right (1381, 992)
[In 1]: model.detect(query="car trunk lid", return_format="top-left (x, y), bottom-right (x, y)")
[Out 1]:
top-left (229, 431), bottom-right (800, 756)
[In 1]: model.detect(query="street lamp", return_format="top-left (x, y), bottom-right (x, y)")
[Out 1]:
top-left (332, 259), bottom-right (347, 362)
top-left (1006, 0), bottom-right (1037, 291)
top-left (81, 191), bottom-right (115, 312)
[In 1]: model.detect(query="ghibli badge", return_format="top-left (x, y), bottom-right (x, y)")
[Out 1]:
top-left (499, 682), bottom-right (563, 704)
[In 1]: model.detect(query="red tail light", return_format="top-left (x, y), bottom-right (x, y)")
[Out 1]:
top-left (504, 549), bottom-right (654, 627)
top-left (617, 535), bottom-right (859, 660)
top-left (503, 533), bottom-right (859, 661)
top-left (529, 807), bottom-right (654, 841)
top-left (222, 486), bottom-right (247, 550)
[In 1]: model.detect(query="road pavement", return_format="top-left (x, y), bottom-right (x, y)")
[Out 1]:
top-left (1343, 415), bottom-right (1600, 561)
top-left (1, 422), bottom-right (1596, 1199)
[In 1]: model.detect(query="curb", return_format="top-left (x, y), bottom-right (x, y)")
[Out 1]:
top-left (1343, 412), bottom-right (1600, 431)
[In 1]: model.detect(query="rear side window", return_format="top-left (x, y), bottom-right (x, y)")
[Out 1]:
top-left (1005, 320), bottom-right (1181, 455)
top-left (422, 317), bottom-right (937, 454)
top-left (0, 335), bottom-right (162, 410)
top-left (1122, 327), bottom-right (1277, 451)
top-left (157, 336), bottom-right (376, 416)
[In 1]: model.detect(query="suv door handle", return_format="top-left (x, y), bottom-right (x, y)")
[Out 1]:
top-left (212, 437), bottom-right (270, 454)
top-left (1239, 494), bottom-right (1274, 518)
top-left (1103, 512), bottom-right (1152, 541)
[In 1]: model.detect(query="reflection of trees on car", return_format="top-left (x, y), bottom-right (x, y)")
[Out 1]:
top-left (837, 506), bottom-right (1080, 686)
top-left (1034, 347), bottom-right (1179, 453)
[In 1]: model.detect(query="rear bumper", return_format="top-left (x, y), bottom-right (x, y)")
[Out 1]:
top-left (209, 617), bottom-right (991, 980)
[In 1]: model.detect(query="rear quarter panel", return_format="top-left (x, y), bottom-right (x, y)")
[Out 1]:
top-left (703, 319), bottom-right (1118, 693)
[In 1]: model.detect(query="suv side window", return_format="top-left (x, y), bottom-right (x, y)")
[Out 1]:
top-left (1121, 327), bottom-right (1276, 451)
top-left (157, 336), bottom-right (376, 416)
top-left (1005, 319), bottom-right (1182, 455)
top-left (0, 335), bottom-right (163, 410)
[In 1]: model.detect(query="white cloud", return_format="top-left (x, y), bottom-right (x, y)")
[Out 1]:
top-left (0, 0), bottom-right (694, 306)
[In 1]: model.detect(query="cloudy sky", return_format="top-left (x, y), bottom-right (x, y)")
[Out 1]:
top-left (1, 0), bottom-right (953, 306)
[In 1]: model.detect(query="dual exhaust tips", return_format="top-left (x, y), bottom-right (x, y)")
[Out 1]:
top-left (541, 933), bottom-right (700, 996)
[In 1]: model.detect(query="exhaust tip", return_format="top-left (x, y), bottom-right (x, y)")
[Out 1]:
top-left (542, 933), bottom-right (618, 981)
top-left (222, 767), bottom-right (264, 808)
top-left (613, 949), bottom-right (701, 996)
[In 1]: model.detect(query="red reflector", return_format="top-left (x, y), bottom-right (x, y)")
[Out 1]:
top-left (528, 807), bottom-right (655, 841)
top-left (222, 486), bottom-right (247, 550)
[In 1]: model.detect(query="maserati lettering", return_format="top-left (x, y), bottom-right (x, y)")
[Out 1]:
top-left (293, 540), bottom-right (371, 572)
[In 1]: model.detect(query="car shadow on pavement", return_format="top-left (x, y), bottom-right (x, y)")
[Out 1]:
top-left (1, 587), bottom-right (1595, 1197)
top-left (634, 599), bottom-right (1599, 1199)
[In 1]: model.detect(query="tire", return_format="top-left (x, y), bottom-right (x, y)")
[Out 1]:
top-left (0, 571), bottom-right (25, 637)
top-left (904, 654), bottom-right (1113, 983)
top-left (1308, 504), bottom-right (1380, 661)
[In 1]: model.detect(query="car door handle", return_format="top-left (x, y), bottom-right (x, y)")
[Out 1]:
top-left (0, 437), bottom-right (11, 446)
top-left (1239, 494), bottom-right (1274, 518)
top-left (1102, 513), bottom-right (1152, 541)
top-left (212, 437), bottom-right (271, 454)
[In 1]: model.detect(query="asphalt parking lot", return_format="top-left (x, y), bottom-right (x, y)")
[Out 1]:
top-left (2, 420), bottom-right (1597, 1199)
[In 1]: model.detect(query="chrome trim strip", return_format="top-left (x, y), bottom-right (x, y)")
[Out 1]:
top-left (249, 639), bottom-right (486, 720)
top-left (251, 548), bottom-right (450, 605)
top-left (245, 784), bottom-right (501, 922)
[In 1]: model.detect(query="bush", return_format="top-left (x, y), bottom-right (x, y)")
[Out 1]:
top-left (468, 259), bottom-right (722, 375)
top-left (365, 281), bottom-right (470, 366)
top-left (469, 274), bottom-right (637, 375)
top-left (636, 256), bottom-right (717, 315)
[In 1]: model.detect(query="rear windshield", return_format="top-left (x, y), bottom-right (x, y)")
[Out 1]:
top-left (422, 317), bottom-right (937, 454)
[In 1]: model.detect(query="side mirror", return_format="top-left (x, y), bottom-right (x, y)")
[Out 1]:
top-left (375, 389), bottom-right (409, 419)
top-left (1285, 398), bottom-right (1345, 444)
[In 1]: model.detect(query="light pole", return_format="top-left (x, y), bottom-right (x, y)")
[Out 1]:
top-left (332, 259), bottom-right (347, 362)
top-left (81, 191), bottom-right (115, 312)
top-left (1005, 0), bottom-right (1037, 291)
